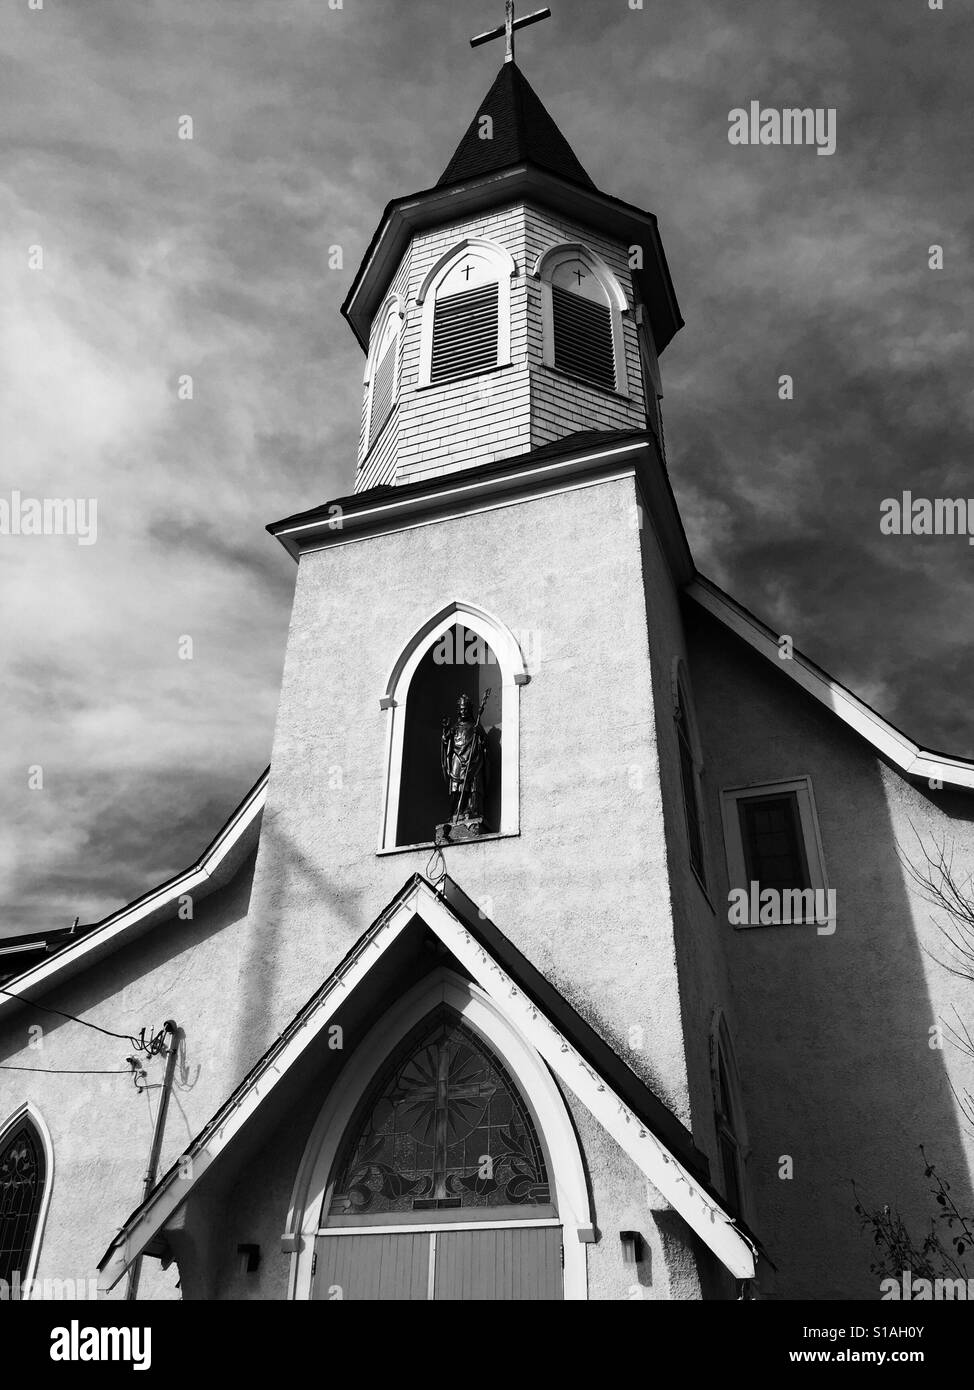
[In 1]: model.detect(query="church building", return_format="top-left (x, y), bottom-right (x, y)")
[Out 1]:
top-left (3, 8), bottom-right (973, 1302)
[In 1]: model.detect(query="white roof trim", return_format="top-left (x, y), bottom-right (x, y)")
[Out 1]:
top-left (272, 438), bottom-right (651, 542)
top-left (98, 879), bottom-right (755, 1290)
top-left (688, 577), bottom-right (974, 791)
top-left (0, 772), bottom-right (268, 1019)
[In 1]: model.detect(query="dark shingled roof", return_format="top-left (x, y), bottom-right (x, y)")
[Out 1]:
top-left (437, 61), bottom-right (595, 191)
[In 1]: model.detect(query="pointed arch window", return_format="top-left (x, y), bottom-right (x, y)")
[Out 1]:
top-left (364, 295), bottom-right (404, 451)
top-left (536, 243), bottom-right (629, 396)
top-left (673, 659), bottom-right (707, 889)
top-left (711, 1018), bottom-right (749, 1221)
top-left (326, 1007), bottom-right (552, 1220)
top-left (417, 240), bottom-right (516, 388)
top-left (0, 1109), bottom-right (48, 1289)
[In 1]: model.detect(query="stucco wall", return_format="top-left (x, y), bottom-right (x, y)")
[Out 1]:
top-left (246, 475), bottom-right (693, 1127)
top-left (0, 854), bottom-right (258, 1301)
top-left (686, 604), bottom-right (974, 1298)
top-left (634, 517), bottom-right (741, 1240)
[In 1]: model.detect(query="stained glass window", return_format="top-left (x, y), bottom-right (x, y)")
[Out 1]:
top-left (327, 1009), bottom-right (551, 1219)
top-left (0, 1120), bottom-right (45, 1286)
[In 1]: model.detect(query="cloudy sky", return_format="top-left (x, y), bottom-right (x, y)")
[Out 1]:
top-left (3, 0), bottom-right (973, 937)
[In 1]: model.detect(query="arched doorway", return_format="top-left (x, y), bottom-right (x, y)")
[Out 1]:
top-left (286, 973), bottom-right (591, 1300)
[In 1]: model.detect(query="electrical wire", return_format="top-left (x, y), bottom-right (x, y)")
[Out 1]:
top-left (0, 1064), bottom-right (133, 1074)
top-left (0, 984), bottom-right (138, 1042)
top-left (0, 985), bottom-right (168, 1054)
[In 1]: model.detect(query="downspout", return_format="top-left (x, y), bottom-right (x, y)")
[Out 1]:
top-left (126, 1020), bottom-right (179, 1301)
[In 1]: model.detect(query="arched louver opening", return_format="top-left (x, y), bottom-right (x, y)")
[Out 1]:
top-left (367, 305), bottom-right (400, 448)
top-left (550, 260), bottom-right (616, 390)
top-left (430, 282), bottom-right (499, 384)
top-left (369, 336), bottom-right (396, 444)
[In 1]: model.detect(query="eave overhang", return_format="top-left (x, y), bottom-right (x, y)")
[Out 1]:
top-left (341, 163), bottom-right (684, 357)
top-left (688, 578), bottom-right (974, 793)
top-left (0, 772), bottom-right (267, 1018)
top-left (267, 431), bottom-right (695, 589)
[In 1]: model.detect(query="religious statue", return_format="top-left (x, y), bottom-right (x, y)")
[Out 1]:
top-left (438, 691), bottom-right (490, 841)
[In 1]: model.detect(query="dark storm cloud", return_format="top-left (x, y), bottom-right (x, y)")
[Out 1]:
top-left (2, 0), bottom-right (972, 936)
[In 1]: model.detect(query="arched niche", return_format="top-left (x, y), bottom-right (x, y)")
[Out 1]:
top-left (378, 601), bottom-right (527, 851)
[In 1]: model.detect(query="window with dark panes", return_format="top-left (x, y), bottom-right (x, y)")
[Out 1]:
top-left (0, 1120), bottom-right (45, 1285)
top-left (676, 701), bottom-right (705, 883)
top-left (738, 792), bottom-right (810, 891)
top-left (715, 1047), bottom-right (745, 1217)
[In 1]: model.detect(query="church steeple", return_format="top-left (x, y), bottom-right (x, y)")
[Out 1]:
top-left (437, 61), bottom-right (595, 192)
top-left (342, 18), bottom-right (683, 493)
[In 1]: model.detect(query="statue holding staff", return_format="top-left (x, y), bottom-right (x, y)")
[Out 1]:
top-left (440, 690), bottom-right (490, 835)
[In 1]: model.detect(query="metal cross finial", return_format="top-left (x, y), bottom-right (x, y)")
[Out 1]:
top-left (470, 2), bottom-right (552, 64)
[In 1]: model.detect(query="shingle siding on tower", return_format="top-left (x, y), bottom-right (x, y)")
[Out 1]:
top-left (524, 206), bottom-right (648, 450)
top-left (354, 203), bottom-right (653, 490)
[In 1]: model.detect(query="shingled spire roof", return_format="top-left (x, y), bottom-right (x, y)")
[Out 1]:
top-left (437, 61), bottom-right (595, 190)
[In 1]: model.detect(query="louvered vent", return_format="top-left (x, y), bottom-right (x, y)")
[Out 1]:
top-left (369, 341), bottom-right (396, 444)
top-left (551, 285), bottom-right (615, 391)
top-left (430, 282), bottom-right (499, 384)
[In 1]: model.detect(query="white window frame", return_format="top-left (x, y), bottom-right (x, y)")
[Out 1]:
top-left (533, 241), bottom-right (630, 397)
top-left (720, 776), bottom-right (831, 927)
top-left (415, 238), bottom-right (517, 389)
top-left (362, 293), bottom-right (405, 455)
top-left (377, 599), bottom-right (528, 851)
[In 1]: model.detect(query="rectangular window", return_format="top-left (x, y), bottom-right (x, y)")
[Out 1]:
top-left (738, 792), bottom-right (810, 893)
top-left (720, 777), bottom-right (830, 927)
top-left (429, 283), bottom-right (499, 384)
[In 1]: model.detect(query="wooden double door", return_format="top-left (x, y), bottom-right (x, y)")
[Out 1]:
top-left (311, 1223), bottom-right (563, 1301)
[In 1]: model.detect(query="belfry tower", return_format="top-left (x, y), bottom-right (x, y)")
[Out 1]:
top-left (244, 5), bottom-right (754, 1300)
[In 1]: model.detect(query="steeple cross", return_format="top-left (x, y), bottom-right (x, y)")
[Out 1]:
top-left (470, 1), bottom-right (552, 64)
